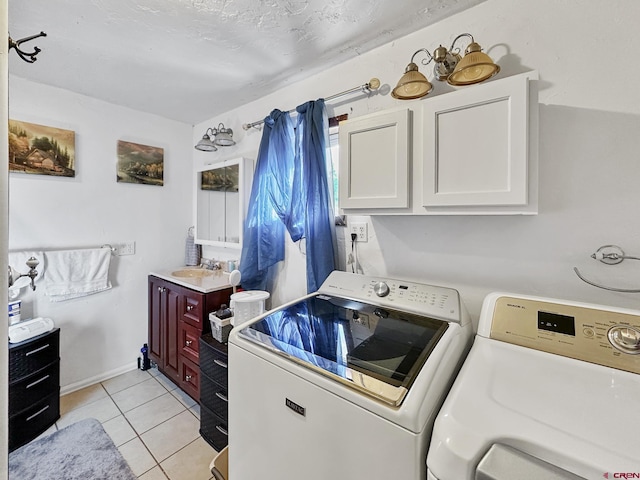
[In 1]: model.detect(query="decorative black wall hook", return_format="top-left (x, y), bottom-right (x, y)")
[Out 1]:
top-left (8, 31), bottom-right (47, 63)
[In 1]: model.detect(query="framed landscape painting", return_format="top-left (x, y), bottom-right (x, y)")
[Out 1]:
top-left (117, 140), bottom-right (164, 186)
top-left (8, 120), bottom-right (76, 177)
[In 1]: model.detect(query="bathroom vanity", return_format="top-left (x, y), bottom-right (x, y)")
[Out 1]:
top-left (148, 268), bottom-right (233, 401)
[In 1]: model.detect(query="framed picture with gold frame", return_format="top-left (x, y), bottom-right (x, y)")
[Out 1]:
top-left (117, 140), bottom-right (164, 186)
top-left (8, 119), bottom-right (76, 177)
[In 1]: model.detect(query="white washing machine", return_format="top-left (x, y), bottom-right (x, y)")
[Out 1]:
top-left (228, 271), bottom-right (473, 480)
top-left (427, 292), bottom-right (640, 480)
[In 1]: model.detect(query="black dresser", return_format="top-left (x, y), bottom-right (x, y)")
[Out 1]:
top-left (199, 334), bottom-right (229, 451)
top-left (9, 328), bottom-right (61, 452)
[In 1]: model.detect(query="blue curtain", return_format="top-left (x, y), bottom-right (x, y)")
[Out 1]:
top-left (239, 110), bottom-right (295, 290)
top-left (291, 100), bottom-right (337, 293)
top-left (240, 100), bottom-right (337, 293)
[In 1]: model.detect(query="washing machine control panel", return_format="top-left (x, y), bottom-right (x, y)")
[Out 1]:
top-left (489, 296), bottom-right (640, 374)
top-left (318, 271), bottom-right (463, 323)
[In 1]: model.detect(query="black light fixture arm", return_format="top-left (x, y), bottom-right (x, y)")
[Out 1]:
top-left (8, 31), bottom-right (47, 63)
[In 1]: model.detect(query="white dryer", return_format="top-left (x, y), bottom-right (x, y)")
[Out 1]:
top-left (427, 292), bottom-right (640, 480)
top-left (228, 271), bottom-right (473, 480)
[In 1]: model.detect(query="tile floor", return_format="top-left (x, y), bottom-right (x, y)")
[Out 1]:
top-left (38, 367), bottom-right (218, 480)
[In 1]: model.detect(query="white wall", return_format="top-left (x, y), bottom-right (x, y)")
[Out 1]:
top-left (195, 0), bottom-right (640, 318)
top-left (8, 78), bottom-right (193, 391)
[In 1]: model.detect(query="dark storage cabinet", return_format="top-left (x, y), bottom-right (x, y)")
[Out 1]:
top-left (9, 328), bottom-right (61, 452)
top-left (148, 275), bottom-right (232, 401)
top-left (199, 334), bottom-right (229, 450)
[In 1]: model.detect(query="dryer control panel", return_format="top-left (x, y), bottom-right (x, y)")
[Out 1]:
top-left (489, 296), bottom-right (640, 374)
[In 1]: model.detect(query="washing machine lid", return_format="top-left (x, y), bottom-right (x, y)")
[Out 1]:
top-left (237, 293), bottom-right (449, 406)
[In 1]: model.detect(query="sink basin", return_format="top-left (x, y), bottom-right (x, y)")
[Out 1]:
top-left (171, 269), bottom-right (214, 278)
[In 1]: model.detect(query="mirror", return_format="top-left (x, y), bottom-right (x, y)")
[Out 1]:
top-left (195, 157), bottom-right (253, 248)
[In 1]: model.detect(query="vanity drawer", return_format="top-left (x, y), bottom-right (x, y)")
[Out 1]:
top-left (178, 321), bottom-right (200, 365)
top-left (9, 391), bottom-right (60, 452)
top-left (9, 361), bottom-right (60, 415)
top-left (9, 329), bottom-right (60, 382)
top-left (181, 292), bottom-right (203, 329)
top-left (200, 373), bottom-right (228, 420)
top-left (200, 403), bottom-right (228, 451)
top-left (179, 355), bottom-right (200, 401)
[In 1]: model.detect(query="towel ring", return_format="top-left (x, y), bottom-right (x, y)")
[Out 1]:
top-left (573, 245), bottom-right (640, 293)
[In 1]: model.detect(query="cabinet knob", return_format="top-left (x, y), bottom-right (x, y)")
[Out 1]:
top-left (185, 340), bottom-right (193, 347)
top-left (158, 286), bottom-right (166, 293)
top-left (185, 374), bottom-right (192, 382)
top-left (186, 305), bottom-right (194, 312)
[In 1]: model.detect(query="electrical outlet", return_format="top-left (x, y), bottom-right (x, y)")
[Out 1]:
top-left (117, 241), bottom-right (136, 256)
top-left (350, 222), bottom-right (368, 242)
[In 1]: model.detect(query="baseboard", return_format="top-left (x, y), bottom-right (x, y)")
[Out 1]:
top-left (60, 363), bottom-right (139, 396)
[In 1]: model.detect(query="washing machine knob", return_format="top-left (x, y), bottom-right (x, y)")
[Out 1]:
top-left (608, 325), bottom-right (640, 354)
top-left (373, 281), bottom-right (390, 297)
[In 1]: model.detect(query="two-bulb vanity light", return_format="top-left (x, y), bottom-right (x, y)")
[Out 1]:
top-left (194, 123), bottom-right (236, 152)
top-left (392, 33), bottom-right (500, 100)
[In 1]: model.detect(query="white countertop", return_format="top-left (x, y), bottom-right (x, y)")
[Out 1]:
top-left (150, 267), bottom-right (232, 293)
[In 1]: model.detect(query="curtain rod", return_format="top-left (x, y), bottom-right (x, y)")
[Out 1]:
top-left (241, 77), bottom-right (381, 131)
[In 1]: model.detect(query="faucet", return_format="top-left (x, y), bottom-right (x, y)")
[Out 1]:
top-left (8, 256), bottom-right (40, 291)
top-left (201, 258), bottom-right (221, 270)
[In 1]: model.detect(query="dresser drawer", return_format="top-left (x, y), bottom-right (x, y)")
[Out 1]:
top-left (9, 329), bottom-right (60, 382)
top-left (199, 337), bottom-right (228, 388)
top-left (9, 361), bottom-right (60, 415)
top-left (200, 373), bottom-right (228, 420)
top-left (200, 403), bottom-right (228, 451)
top-left (9, 391), bottom-right (60, 452)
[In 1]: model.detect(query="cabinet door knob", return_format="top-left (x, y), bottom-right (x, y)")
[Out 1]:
top-left (185, 340), bottom-right (192, 347)
top-left (185, 374), bottom-right (192, 382)
top-left (186, 305), bottom-right (194, 312)
top-left (158, 286), bottom-right (166, 293)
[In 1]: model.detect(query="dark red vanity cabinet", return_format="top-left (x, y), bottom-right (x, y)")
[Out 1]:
top-left (148, 275), bottom-right (232, 401)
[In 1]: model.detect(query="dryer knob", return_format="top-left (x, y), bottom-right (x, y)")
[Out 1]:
top-left (373, 281), bottom-right (390, 297)
top-left (608, 325), bottom-right (640, 354)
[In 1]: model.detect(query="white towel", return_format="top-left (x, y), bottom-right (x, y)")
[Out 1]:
top-left (43, 248), bottom-right (112, 302)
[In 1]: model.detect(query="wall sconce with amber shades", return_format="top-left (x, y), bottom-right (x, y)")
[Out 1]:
top-left (391, 33), bottom-right (500, 100)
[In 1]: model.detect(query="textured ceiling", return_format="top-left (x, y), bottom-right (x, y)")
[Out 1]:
top-left (8, 0), bottom-right (486, 124)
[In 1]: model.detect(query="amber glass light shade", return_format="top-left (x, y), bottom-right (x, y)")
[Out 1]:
top-left (391, 63), bottom-right (433, 100)
top-left (447, 42), bottom-right (500, 86)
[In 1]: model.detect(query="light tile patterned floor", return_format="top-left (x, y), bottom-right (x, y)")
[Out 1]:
top-left (41, 367), bottom-right (217, 479)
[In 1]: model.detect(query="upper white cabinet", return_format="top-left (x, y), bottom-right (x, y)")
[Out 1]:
top-left (338, 108), bottom-right (411, 209)
top-left (422, 71), bottom-right (536, 210)
top-left (339, 71), bottom-right (538, 215)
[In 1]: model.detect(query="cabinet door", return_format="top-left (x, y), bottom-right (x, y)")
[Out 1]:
top-left (339, 108), bottom-right (411, 209)
top-left (422, 71), bottom-right (536, 207)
